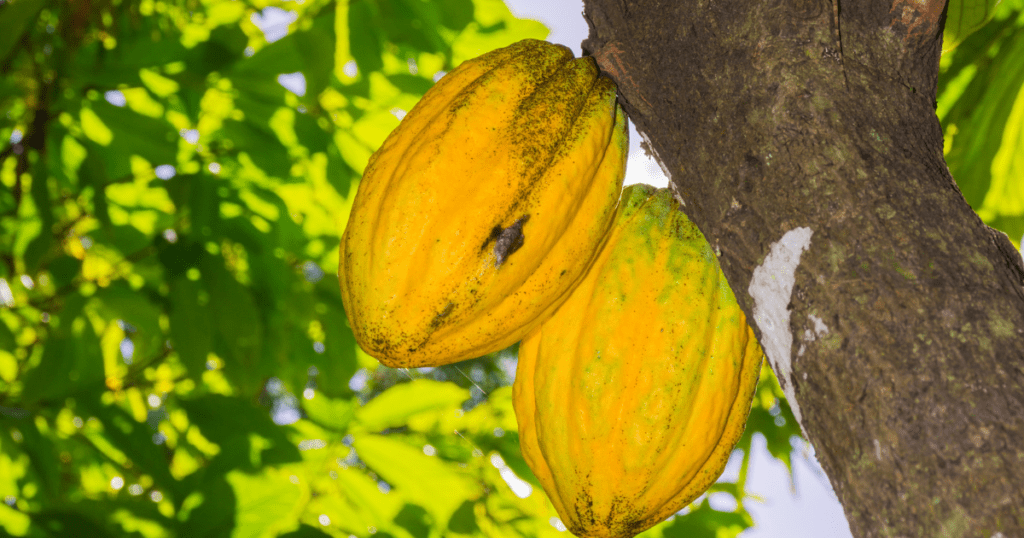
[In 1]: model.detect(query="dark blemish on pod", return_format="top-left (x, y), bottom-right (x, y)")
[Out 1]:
top-left (430, 302), bottom-right (456, 328)
top-left (483, 226), bottom-right (503, 250)
top-left (492, 215), bottom-right (531, 268)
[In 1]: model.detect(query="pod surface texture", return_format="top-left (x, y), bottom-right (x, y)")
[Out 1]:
top-left (514, 185), bottom-right (764, 538)
top-left (340, 39), bottom-right (628, 367)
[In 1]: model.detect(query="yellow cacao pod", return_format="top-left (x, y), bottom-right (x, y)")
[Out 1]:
top-left (339, 39), bottom-right (628, 368)
top-left (513, 185), bottom-right (763, 538)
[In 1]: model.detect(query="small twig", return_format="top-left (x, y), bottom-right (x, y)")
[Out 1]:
top-left (453, 365), bottom-right (487, 397)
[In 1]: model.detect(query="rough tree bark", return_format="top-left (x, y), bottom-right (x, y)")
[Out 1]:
top-left (580, 0), bottom-right (1024, 536)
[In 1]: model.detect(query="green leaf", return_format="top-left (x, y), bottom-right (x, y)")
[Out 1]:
top-left (86, 143), bottom-right (130, 183)
top-left (387, 74), bottom-right (434, 96)
top-left (313, 467), bottom-right (404, 534)
top-left (90, 101), bottom-right (179, 168)
top-left (352, 433), bottom-right (480, 523)
top-left (185, 25), bottom-right (249, 76)
top-left (47, 256), bottom-right (83, 289)
top-left (216, 119), bottom-right (293, 179)
top-left (10, 419), bottom-right (62, 503)
top-left (102, 224), bottom-right (152, 256)
top-left (943, 0), bottom-right (1002, 52)
top-left (169, 277), bottom-right (214, 377)
top-left (259, 313), bottom-right (319, 392)
top-left (158, 240), bottom-right (205, 278)
top-left (447, 500), bottom-right (479, 534)
top-left (95, 281), bottom-right (164, 362)
top-left (659, 503), bottom-right (753, 538)
top-left (226, 469), bottom-right (303, 538)
top-left (228, 11), bottom-right (337, 103)
top-left (187, 173), bottom-right (221, 234)
top-left (325, 143), bottom-right (357, 197)
top-left (0, 315), bottom-right (15, 351)
top-left (233, 38), bottom-right (303, 80)
top-left (984, 65), bottom-right (1024, 220)
top-left (943, 27), bottom-right (1024, 214)
top-left (294, 112), bottom-right (330, 155)
top-left (278, 524), bottom-right (334, 538)
top-left (181, 394), bottom-right (301, 470)
top-left (355, 379), bottom-right (470, 432)
top-left (21, 329), bottom-right (104, 404)
top-left (25, 159), bottom-right (55, 272)
top-left (312, 303), bottom-right (359, 398)
top-left (176, 474), bottom-right (237, 536)
top-left (77, 395), bottom-right (180, 500)
top-left (739, 408), bottom-right (798, 476)
top-left (436, 0), bottom-right (476, 32)
top-left (377, 0), bottom-right (447, 54)
top-left (449, 0), bottom-right (549, 64)
top-left (68, 27), bottom-right (189, 88)
top-left (22, 230), bottom-right (54, 274)
top-left (348, 0), bottom-right (384, 74)
top-left (987, 215), bottom-right (1024, 246)
top-left (0, 0), bottom-right (47, 65)
top-left (219, 216), bottom-right (268, 256)
top-left (302, 392), bottom-right (356, 432)
top-left (33, 510), bottom-right (116, 538)
top-left (201, 255), bottom-right (264, 386)
top-left (291, 12), bottom-right (337, 101)
top-left (394, 504), bottom-right (431, 538)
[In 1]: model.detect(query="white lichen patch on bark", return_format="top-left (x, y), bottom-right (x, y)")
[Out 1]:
top-left (809, 314), bottom-right (828, 336)
top-left (748, 227), bottom-right (813, 429)
top-left (798, 314), bottom-right (830, 357)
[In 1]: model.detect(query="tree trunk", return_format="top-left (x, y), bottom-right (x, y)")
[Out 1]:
top-left (580, 0), bottom-right (1024, 535)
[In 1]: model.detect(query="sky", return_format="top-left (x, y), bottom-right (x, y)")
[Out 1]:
top-left (499, 1), bottom-right (855, 537)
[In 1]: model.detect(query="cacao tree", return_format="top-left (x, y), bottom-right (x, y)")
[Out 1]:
top-left (0, 0), bottom-right (1019, 536)
top-left (579, 0), bottom-right (1024, 535)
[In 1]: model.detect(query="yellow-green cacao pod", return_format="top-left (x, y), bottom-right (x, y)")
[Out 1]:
top-left (339, 39), bottom-right (628, 368)
top-left (513, 185), bottom-right (764, 538)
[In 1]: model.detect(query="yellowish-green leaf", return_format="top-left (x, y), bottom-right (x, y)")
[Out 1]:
top-left (944, 0), bottom-right (1003, 52)
top-left (139, 68), bottom-right (180, 97)
top-left (303, 393), bottom-right (356, 431)
top-left (227, 469), bottom-right (304, 538)
top-left (333, 0), bottom-right (356, 82)
top-left (207, 0), bottom-right (246, 26)
top-left (310, 467), bottom-right (405, 535)
top-left (122, 87), bottom-right (165, 118)
top-left (355, 379), bottom-right (469, 432)
top-left (352, 434), bottom-right (480, 524)
top-left (983, 80), bottom-right (1024, 217)
top-left (0, 502), bottom-right (31, 536)
top-left (450, 0), bottom-right (548, 64)
top-left (80, 108), bottom-right (113, 146)
top-left (334, 130), bottom-right (375, 174)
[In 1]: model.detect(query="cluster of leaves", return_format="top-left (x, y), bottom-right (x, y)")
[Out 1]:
top-left (0, 0), bottom-right (800, 536)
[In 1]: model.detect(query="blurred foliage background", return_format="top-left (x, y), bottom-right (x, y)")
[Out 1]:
top-left (0, 0), bottom-right (1020, 537)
